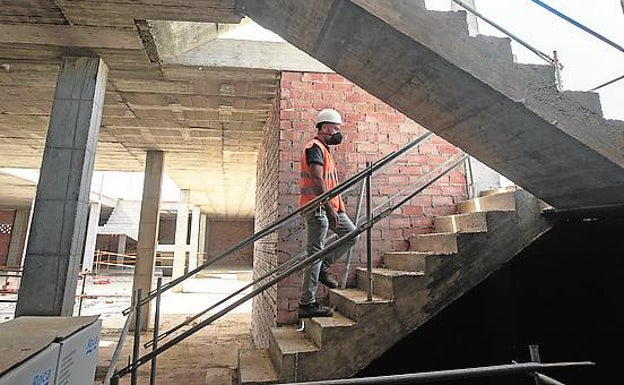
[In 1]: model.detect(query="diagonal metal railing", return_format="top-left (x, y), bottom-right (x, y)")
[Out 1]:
top-left (112, 149), bottom-right (468, 380)
top-left (142, 151), bottom-right (466, 350)
top-left (106, 129), bottom-right (470, 382)
top-left (123, 130), bottom-right (434, 315)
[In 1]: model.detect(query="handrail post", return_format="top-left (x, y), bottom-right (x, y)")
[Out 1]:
top-left (341, 179), bottom-right (367, 289)
top-left (365, 162), bottom-right (373, 301)
top-left (78, 271), bottom-right (88, 316)
top-left (149, 278), bottom-right (162, 385)
top-left (530, 345), bottom-right (542, 385)
top-left (131, 289), bottom-right (143, 385)
top-left (553, 50), bottom-right (563, 90)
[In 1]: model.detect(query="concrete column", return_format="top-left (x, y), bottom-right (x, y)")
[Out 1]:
top-left (116, 234), bottom-right (127, 268)
top-left (82, 202), bottom-right (101, 272)
top-left (466, 157), bottom-right (503, 198)
top-left (188, 206), bottom-right (201, 272)
top-left (172, 189), bottom-right (190, 292)
top-left (131, 150), bottom-right (164, 330)
top-left (198, 213), bottom-right (207, 265)
top-left (6, 210), bottom-right (29, 267)
top-left (117, 234), bottom-right (127, 254)
top-left (16, 57), bottom-right (107, 317)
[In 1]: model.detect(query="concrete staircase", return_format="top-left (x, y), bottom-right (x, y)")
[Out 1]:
top-left (238, 187), bottom-right (554, 383)
top-left (98, 199), bottom-right (140, 240)
top-left (240, 0), bottom-right (624, 210)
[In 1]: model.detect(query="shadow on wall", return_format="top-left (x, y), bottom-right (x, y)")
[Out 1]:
top-left (357, 216), bottom-right (624, 385)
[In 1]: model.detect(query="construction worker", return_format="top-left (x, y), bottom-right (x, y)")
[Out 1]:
top-left (298, 108), bottom-right (358, 318)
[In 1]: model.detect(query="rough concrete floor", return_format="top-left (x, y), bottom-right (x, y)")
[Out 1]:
top-left (96, 312), bottom-right (254, 385)
top-left (1, 269), bottom-right (255, 385)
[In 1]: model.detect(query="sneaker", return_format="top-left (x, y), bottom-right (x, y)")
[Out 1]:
top-left (319, 269), bottom-right (338, 289)
top-left (298, 302), bottom-right (333, 318)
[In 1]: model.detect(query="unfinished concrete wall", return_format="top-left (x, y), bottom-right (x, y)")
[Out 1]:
top-left (251, 72), bottom-right (469, 347)
top-left (206, 220), bottom-right (254, 267)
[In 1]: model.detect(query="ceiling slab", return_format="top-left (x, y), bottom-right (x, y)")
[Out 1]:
top-left (0, 1), bottom-right (281, 219)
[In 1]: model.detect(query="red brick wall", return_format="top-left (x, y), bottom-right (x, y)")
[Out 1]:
top-left (276, 72), bottom-right (467, 325)
top-left (0, 210), bottom-right (16, 266)
top-left (206, 220), bottom-right (254, 267)
top-left (252, 93), bottom-right (281, 348)
top-left (251, 72), bottom-right (468, 346)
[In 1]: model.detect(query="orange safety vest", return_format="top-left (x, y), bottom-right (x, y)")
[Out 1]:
top-left (299, 138), bottom-right (345, 212)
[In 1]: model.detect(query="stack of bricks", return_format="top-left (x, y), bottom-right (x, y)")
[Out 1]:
top-left (252, 72), bottom-right (468, 346)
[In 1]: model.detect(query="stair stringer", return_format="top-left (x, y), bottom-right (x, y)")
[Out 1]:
top-left (258, 189), bottom-right (555, 382)
top-left (238, 0), bottom-right (624, 209)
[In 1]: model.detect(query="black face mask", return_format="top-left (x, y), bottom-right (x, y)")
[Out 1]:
top-left (326, 131), bottom-right (343, 145)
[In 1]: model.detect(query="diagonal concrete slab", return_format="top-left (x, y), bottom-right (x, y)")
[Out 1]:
top-left (238, 0), bottom-right (624, 209)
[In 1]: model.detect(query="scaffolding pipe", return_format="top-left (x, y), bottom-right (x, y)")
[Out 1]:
top-left (279, 362), bottom-right (594, 385)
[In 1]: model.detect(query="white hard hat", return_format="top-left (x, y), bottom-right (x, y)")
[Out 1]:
top-left (315, 108), bottom-right (342, 126)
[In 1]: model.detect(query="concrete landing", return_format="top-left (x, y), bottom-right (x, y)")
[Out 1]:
top-left (89, 271), bottom-right (255, 385)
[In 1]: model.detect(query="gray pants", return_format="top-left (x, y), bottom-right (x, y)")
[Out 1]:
top-left (300, 209), bottom-right (357, 305)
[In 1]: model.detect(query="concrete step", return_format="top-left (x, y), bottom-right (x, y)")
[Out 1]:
top-left (434, 211), bottom-right (487, 233)
top-left (457, 191), bottom-right (516, 214)
top-left (356, 267), bottom-right (425, 299)
top-left (268, 326), bottom-right (318, 382)
top-left (328, 288), bottom-right (393, 322)
top-left (205, 368), bottom-right (233, 385)
top-left (305, 312), bottom-right (355, 348)
top-left (479, 186), bottom-right (517, 197)
top-left (382, 250), bottom-right (445, 273)
top-left (407, 232), bottom-right (458, 254)
top-left (238, 349), bottom-right (278, 385)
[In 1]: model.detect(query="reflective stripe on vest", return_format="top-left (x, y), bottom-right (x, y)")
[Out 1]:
top-left (299, 138), bottom-right (345, 212)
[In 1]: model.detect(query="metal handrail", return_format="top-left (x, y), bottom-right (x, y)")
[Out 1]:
top-left (123, 131), bottom-right (434, 315)
top-left (278, 362), bottom-right (595, 385)
top-left (144, 152), bottom-right (465, 349)
top-left (102, 306), bottom-right (134, 385)
top-left (451, 0), bottom-right (559, 66)
top-left (114, 151), bottom-right (468, 378)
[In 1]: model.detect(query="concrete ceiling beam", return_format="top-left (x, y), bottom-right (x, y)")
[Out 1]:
top-left (0, 24), bottom-right (144, 49)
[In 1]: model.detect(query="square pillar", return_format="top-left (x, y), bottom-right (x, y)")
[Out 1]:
top-left (6, 209), bottom-right (29, 267)
top-left (172, 189), bottom-right (190, 292)
top-left (188, 206), bottom-right (201, 272)
top-left (131, 150), bottom-right (164, 330)
top-left (198, 213), bottom-right (207, 265)
top-left (82, 202), bottom-right (101, 272)
top-left (16, 56), bottom-right (108, 317)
